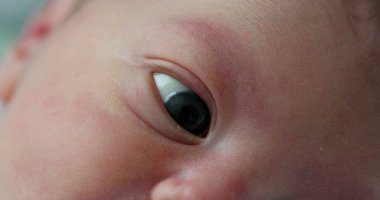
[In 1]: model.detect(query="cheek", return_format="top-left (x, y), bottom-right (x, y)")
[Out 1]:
top-left (247, 136), bottom-right (374, 199)
top-left (211, 119), bottom-right (375, 199)
top-left (1, 75), bottom-right (176, 199)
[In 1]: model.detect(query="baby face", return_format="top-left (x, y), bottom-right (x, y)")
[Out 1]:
top-left (1, 0), bottom-right (380, 199)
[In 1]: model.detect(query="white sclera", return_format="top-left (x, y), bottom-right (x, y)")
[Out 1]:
top-left (153, 73), bottom-right (191, 102)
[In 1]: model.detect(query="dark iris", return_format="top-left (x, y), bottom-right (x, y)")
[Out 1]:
top-left (164, 91), bottom-right (211, 137)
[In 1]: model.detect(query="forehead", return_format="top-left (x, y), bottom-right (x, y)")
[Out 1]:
top-left (68, 0), bottom-right (353, 125)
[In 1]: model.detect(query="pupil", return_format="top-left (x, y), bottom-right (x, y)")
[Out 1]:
top-left (164, 91), bottom-right (211, 137)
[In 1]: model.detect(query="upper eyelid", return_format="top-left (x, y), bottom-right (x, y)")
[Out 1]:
top-left (143, 56), bottom-right (214, 106)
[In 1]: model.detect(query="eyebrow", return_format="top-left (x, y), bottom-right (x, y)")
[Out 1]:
top-left (170, 17), bottom-right (245, 63)
top-left (160, 17), bottom-right (252, 112)
top-left (164, 17), bottom-right (247, 95)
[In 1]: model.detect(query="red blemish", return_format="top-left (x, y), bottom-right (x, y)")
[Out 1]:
top-left (15, 18), bottom-right (50, 60)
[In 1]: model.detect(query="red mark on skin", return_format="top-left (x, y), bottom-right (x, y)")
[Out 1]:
top-left (15, 15), bottom-right (50, 60)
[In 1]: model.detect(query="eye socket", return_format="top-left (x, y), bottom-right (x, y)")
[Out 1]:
top-left (153, 73), bottom-right (211, 138)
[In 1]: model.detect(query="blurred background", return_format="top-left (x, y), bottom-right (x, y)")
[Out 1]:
top-left (0, 0), bottom-right (45, 58)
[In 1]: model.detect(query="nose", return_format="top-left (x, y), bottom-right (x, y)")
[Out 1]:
top-left (151, 169), bottom-right (242, 200)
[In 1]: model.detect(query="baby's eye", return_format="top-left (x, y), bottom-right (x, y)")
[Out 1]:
top-left (153, 73), bottom-right (211, 138)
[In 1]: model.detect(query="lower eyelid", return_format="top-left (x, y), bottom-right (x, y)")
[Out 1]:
top-left (123, 97), bottom-right (198, 146)
top-left (123, 97), bottom-right (162, 137)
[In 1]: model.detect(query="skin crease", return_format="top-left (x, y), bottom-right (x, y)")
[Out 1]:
top-left (0, 0), bottom-right (380, 199)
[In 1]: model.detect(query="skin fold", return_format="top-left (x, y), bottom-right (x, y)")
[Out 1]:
top-left (0, 0), bottom-right (379, 199)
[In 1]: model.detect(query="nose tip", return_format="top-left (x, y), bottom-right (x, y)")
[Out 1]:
top-left (151, 170), bottom-right (240, 200)
top-left (151, 178), bottom-right (195, 200)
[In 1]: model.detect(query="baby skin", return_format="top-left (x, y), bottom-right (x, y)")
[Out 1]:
top-left (0, 0), bottom-right (379, 199)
